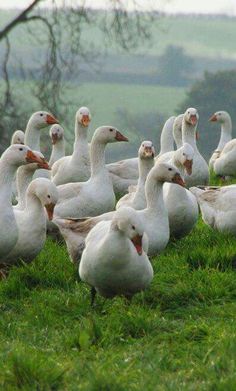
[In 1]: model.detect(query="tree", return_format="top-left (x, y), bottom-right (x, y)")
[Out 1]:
top-left (158, 45), bottom-right (194, 86)
top-left (178, 69), bottom-right (236, 158)
top-left (0, 0), bottom-right (154, 151)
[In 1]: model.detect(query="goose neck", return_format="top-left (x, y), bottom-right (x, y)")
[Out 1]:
top-left (72, 122), bottom-right (89, 161)
top-left (145, 174), bottom-right (164, 211)
top-left (25, 121), bottom-right (40, 151)
top-left (0, 160), bottom-right (18, 202)
top-left (90, 140), bottom-right (106, 178)
top-left (182, 121), bottom-right (197, 151)
top-left (49, 139), bottom-right (65, 166)
top-left (16, 165), bottom-right (35, 209)
top-left (217, 119), bottom-right (232, 150)
top-left (160, 121), bottom-right (174, 155)
top-left (25, 191), bottom-right (45, 221)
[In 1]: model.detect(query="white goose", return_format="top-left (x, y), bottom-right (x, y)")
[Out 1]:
top-left (116, 141), bottom-right (155, 210)
top-left (11, 130), bottom-right (25, 145)
top-left (0, 145), bottom-right (46, 261)
top-left (51, 107), bottom-right (91, 185)
top-left (181, 108), bottom-right (209, 187)
top-left (15, 151), bottom-right (49, 210)
top-left (24, 111), bottom-right (59, 151)
top-left (55, 162), bottom-right (185, 262)
top-left (209, 111), bottom-right (232, 170)
top-left (35, 124), bottom-right (65, 180)
top-left (54, 126), bottom-right (128, 219)
top-left (173, 114), bottom-right (184, 149)
top-left (162, 143), bottom-right (199, 238)
top-left (158, 116), bottom-right (176, 155)
top-left (5, 178), bottom-right (58, 265)
top-left (107, 116), bottom-right (176, 194)
top-left (79, 206), bottom-right (153, 303)
top-left (190, 185), bottom-right (236, 236)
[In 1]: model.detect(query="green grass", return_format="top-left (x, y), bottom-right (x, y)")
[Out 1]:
top-left (0, 212), bottom-right (236, 388)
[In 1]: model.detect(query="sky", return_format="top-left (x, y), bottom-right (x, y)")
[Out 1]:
top-left (0, 0), bottom-right (236, 15)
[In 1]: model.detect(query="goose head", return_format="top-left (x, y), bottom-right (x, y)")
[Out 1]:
top-left (11, 130), bottom-right (25, 145)
top-left (209, 110), bottom-right (231, 124)
top-left (76, 107), bottom-right (91, 128)
top-left (112, 207), bottom-right (145, 255)
top-left (93, 126), bottom-right (129, 144)
top-left (178, 143), bottom-right (194, 175)
top-left (28, 178), bottom-right (58, 220)
top-left (2, 145), bottom-right (50, 168)
top-left (184, 108), bottom-right (199, 127)
top-left (139, 141), bottom-right (155, 159)
top-left (30, 150), bottom-right (49, 170)
top-left (28, 111), bottom-right (59, 129)
top-left (49, 124), bottom-right (64, 145)
top-left (153, 162), bottom-right (185, 187)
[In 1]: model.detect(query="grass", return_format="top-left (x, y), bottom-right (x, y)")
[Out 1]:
top-left (0, 189), bottom-right (236, 389)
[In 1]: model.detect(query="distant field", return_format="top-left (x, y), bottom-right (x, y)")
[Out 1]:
top-left (76, 82), bottom-right (186, 133)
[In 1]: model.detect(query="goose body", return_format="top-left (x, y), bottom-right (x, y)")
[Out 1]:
top-left (181, 108), bottom-right (209, 187)
top-left (79, 207), bottom-right (153, 300)
top-left (0, 145), bottom-right (47, 261)
top-left (162, 143), bottom-right (198, 238)
top-left (56, 162), bottom-right (185, 262)
top-left (5, 178), bottom-right (58, 265)
top-left (116, 141), bottom-right (155, 210)
top-left (190, 185), bottom-right (236, 235)
top-left (54, 126), bottom-right (128, 219)
top-left (209, 111), bottom-right (232, 170)
top-left (51, 107), bottom-right (91, 185)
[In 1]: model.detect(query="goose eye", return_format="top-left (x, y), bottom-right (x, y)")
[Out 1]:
top-left (132, 225), bottom-right (135, 230)
top-left (168, 168), bottom-right (172, 171)
top-left (19, 148), bottom-right (23, 151)
top-left (109, 128), bottom-right (113, 132)
top-left (183, 153), bottom-right (185, 156)
top-left (47, 195), bottom-right (51, 199)
top-left (40, 113), bottom-right (43, 116)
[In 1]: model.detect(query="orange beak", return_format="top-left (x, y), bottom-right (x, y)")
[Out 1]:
top-left (51, 133), bottom-right (58, 144)
top-left (81, 114), bottom-right (90, 127)
top-left (46, 114), bottom-right (59, 125)
top-left (209, 114), bottom-right (217, 122)
top-left (190, 114), bottom-right (198, 126)
top-left (115, 131), bottom-right (129, 142)
top-left (172, 173), bottom-right (185, 187)
top-left (45, 203), bottom-right (55, 221)
top-left (26, 150), bottom-right (48, 166)
top-left (131, 234), bottom-right (143, 255)
top-left (183, 159), bottom-right (193, 175)
top-left (38, 158), bottom-right (50, 170)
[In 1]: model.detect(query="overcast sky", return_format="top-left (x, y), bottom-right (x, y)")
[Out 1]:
top-left (0, 0), bottom-right (236, 15)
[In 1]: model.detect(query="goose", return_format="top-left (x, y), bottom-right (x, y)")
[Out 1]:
top-left (190, 185), bottom-right (236, 235)
top-left (79, 206), bottom-right (153, 303)
top-left (11, 130), bottom-right (25, 145)
top-left (24, 111), bottom-right (59, 151)
top-left (51, 107), bottom-right (91, 185)
top-left (15, 151), bottom-right (49, 210)
top-left (181, 108), bottom-right (209, 187)
top-left (158, 116), bottom-right (176, 155)
top-left (0, 145), bottom-right (47, 261)
top-left (54, 126), bottom-right (128, 219)
top-left (107, 116), bottom-right (176, 194)
top-left (162, 143), bottom-right (199, 238)
top-left (116, 141), bottom-right (155, 210)
top-left (10, 130), bottom-right (25, 202)
top-left (55, 162), bottom-right (185, 262)
top-left (209, 111), bottom-right (232, 170)
top-left (5, 178), bottom-right (58, 265)
top-left (35, 124), bottom-right (65, 180)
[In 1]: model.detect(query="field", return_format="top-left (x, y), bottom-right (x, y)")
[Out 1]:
top-left (0, 179), bottom-right (236, 389)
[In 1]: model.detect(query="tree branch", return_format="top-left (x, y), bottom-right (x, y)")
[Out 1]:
top-left (0, 0), bottom-right (41, 41)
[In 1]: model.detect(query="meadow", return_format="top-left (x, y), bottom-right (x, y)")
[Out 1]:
top-left (0, 175), bottom-right (236, 390)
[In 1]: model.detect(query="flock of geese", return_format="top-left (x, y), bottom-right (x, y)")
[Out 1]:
top-left (1, 106), bottom-right (236, 303)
